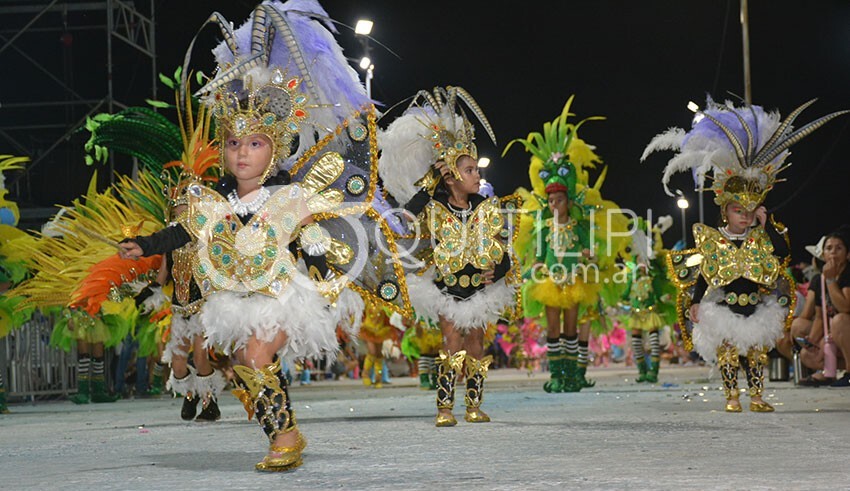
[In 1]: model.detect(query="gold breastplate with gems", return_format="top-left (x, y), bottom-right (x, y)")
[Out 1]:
top-left (427, 196), bottom-right (505, 279)
top-left (545, 217), bottom-right (578, 255)
top-left (693, 223), bottom-right (779, 288)
top-left (182, 184), bottom-right (304, 297)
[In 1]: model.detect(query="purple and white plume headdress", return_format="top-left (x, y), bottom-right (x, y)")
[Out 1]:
top-left (642, 98), bottom-right (848, 211)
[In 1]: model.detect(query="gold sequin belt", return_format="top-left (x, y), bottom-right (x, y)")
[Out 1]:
top-left (435, 270), bottom-right (483, 288)
top-left (172, 299), bottom-right (204, 318)
top-left (723, 292), bottom-right (761, 307)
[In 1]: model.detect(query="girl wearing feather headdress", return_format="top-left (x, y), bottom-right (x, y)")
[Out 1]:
top-left (644, 98), bottom-right (847, 412)
top-left (379, 86), bottom-right (521, 427)
top-left (119, 0), bottom-right (412, 471)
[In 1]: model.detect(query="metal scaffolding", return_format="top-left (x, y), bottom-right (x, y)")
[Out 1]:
top-left (0, 0), bottom-right (156, 221)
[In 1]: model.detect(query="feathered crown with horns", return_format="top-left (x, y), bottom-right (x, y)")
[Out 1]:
top-left (411, 86), bottom-right (496, 181)
top-left (643, 98), bottom-right (848, 211)
top-left (183, 0), bottom-right (372, 183)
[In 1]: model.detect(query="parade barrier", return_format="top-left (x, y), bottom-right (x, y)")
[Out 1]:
top-left (0, 312), bottom-right (75, 401)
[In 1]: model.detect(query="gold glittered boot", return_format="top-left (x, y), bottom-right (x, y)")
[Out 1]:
top-left (362, 354), bottom-right (374, 387)
top-left (464, 355), bottom-right (493, 423)
top-left (717, 344), bottom-right (742, 413)
top-left (745, 347), bottom-right (774, 413)
top-left (234, 361), bottom-right (307, 472)
top-left (435, 350), bottom-right (466, 427)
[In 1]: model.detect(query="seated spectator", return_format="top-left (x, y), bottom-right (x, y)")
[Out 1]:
top-left (776, 251), bottom-right (820, 362)
top-left (799, 227), bottom-right (850, 386)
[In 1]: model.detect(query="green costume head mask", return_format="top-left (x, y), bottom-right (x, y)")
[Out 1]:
top-left (503, 95), bottom-right (604, 202)
top-left (537, 153), bottom-right (577, 200)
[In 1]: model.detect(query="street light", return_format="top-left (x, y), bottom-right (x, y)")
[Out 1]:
top-left (676, 190), bottom-right (689, 246)
top-left (354, 20), bottom-right (373, 35)
top-left (354, 19), bottom-right (374, 99)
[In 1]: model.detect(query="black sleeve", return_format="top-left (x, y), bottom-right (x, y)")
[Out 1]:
top-left (404, 188), bottom-right (432, 217)
top-left (692, 274), bottom-right (709, 304)
top-left (492, 253), bottom-right (511, 282)
top-left (132, 224), bottom-right (192, 256)
top-left (765, 220), bottom-right (789, 258)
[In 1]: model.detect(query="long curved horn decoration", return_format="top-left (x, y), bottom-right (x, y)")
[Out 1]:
top-left (754, 110), bottom-right (850, 167)
top-left (451, 86), bottom-right (497, 145)
top-left (754, 98), bottom-right (817, 161)
top-left (700, 112), bottom-right (746, 168)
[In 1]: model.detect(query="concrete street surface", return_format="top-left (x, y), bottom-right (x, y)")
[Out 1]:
top-left (1, 365), bottom-right (848, 490)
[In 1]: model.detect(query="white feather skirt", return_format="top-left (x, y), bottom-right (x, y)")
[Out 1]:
top-left (407, 269), bottom-right (516, 333)
top-left (162, 314), bottom-right (204, 364)
top-left (200, 271), bottom-right (340, 362)
top-left (692, 289), bottom-right (786, 362)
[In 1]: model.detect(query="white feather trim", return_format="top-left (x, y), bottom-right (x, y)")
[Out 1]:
top-left (200, 271), bottom-right (339, 362)
top-left (162, 314), bottom-right (205, 364)
top-left (378, 109), bottom-right (466, 205)
top-left (166, 366), bottom-right (195, 394)
top-left (655, 215), bottom-right (673, 234)
top-left (640, 127), bottom-right (686, 161)
top-left (331, 288), bottom-right (364, 338)
top-left (194, 369), bottom-right (227, 399)
top-left (406, 269), bottom-right (516, 333)
top-left (692, 290), bottom-right (786, 362)
top-left (139, 286), bottom-right (168, 315)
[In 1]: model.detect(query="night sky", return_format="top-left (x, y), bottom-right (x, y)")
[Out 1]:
top-left (3, 0), bottom-right (849, 260)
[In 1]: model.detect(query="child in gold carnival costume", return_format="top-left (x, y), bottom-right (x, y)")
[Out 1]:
top-left (83, 72), bottom-right (227, 419)
top-left (120, 0), bottom-right (407, 471)
top-left (379, 87), bottom-right (521, 427)
top-left (359, 300), bottom-right (399, 388)
top-left (644, 98), bottom-right (848, 412)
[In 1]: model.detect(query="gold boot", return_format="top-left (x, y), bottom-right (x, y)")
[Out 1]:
top-left (725, 396), bottom-right (743, 413)
top-left (435, 350), bottom-right (466, 427)
top-left (233, 361), bottom-right (305, 472)
top-left (256, 433), bottom-right (307, 472)
top-left (717, 344), bottom-right (742, 413)
top-left (464, 355), bottom-right (493, 423)
top-left (362, 354), bottom-right (374, 387)
top-left (746, 347), bottom-right (774, 413)
top-left (373, 357), bottom-right (384, 389)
